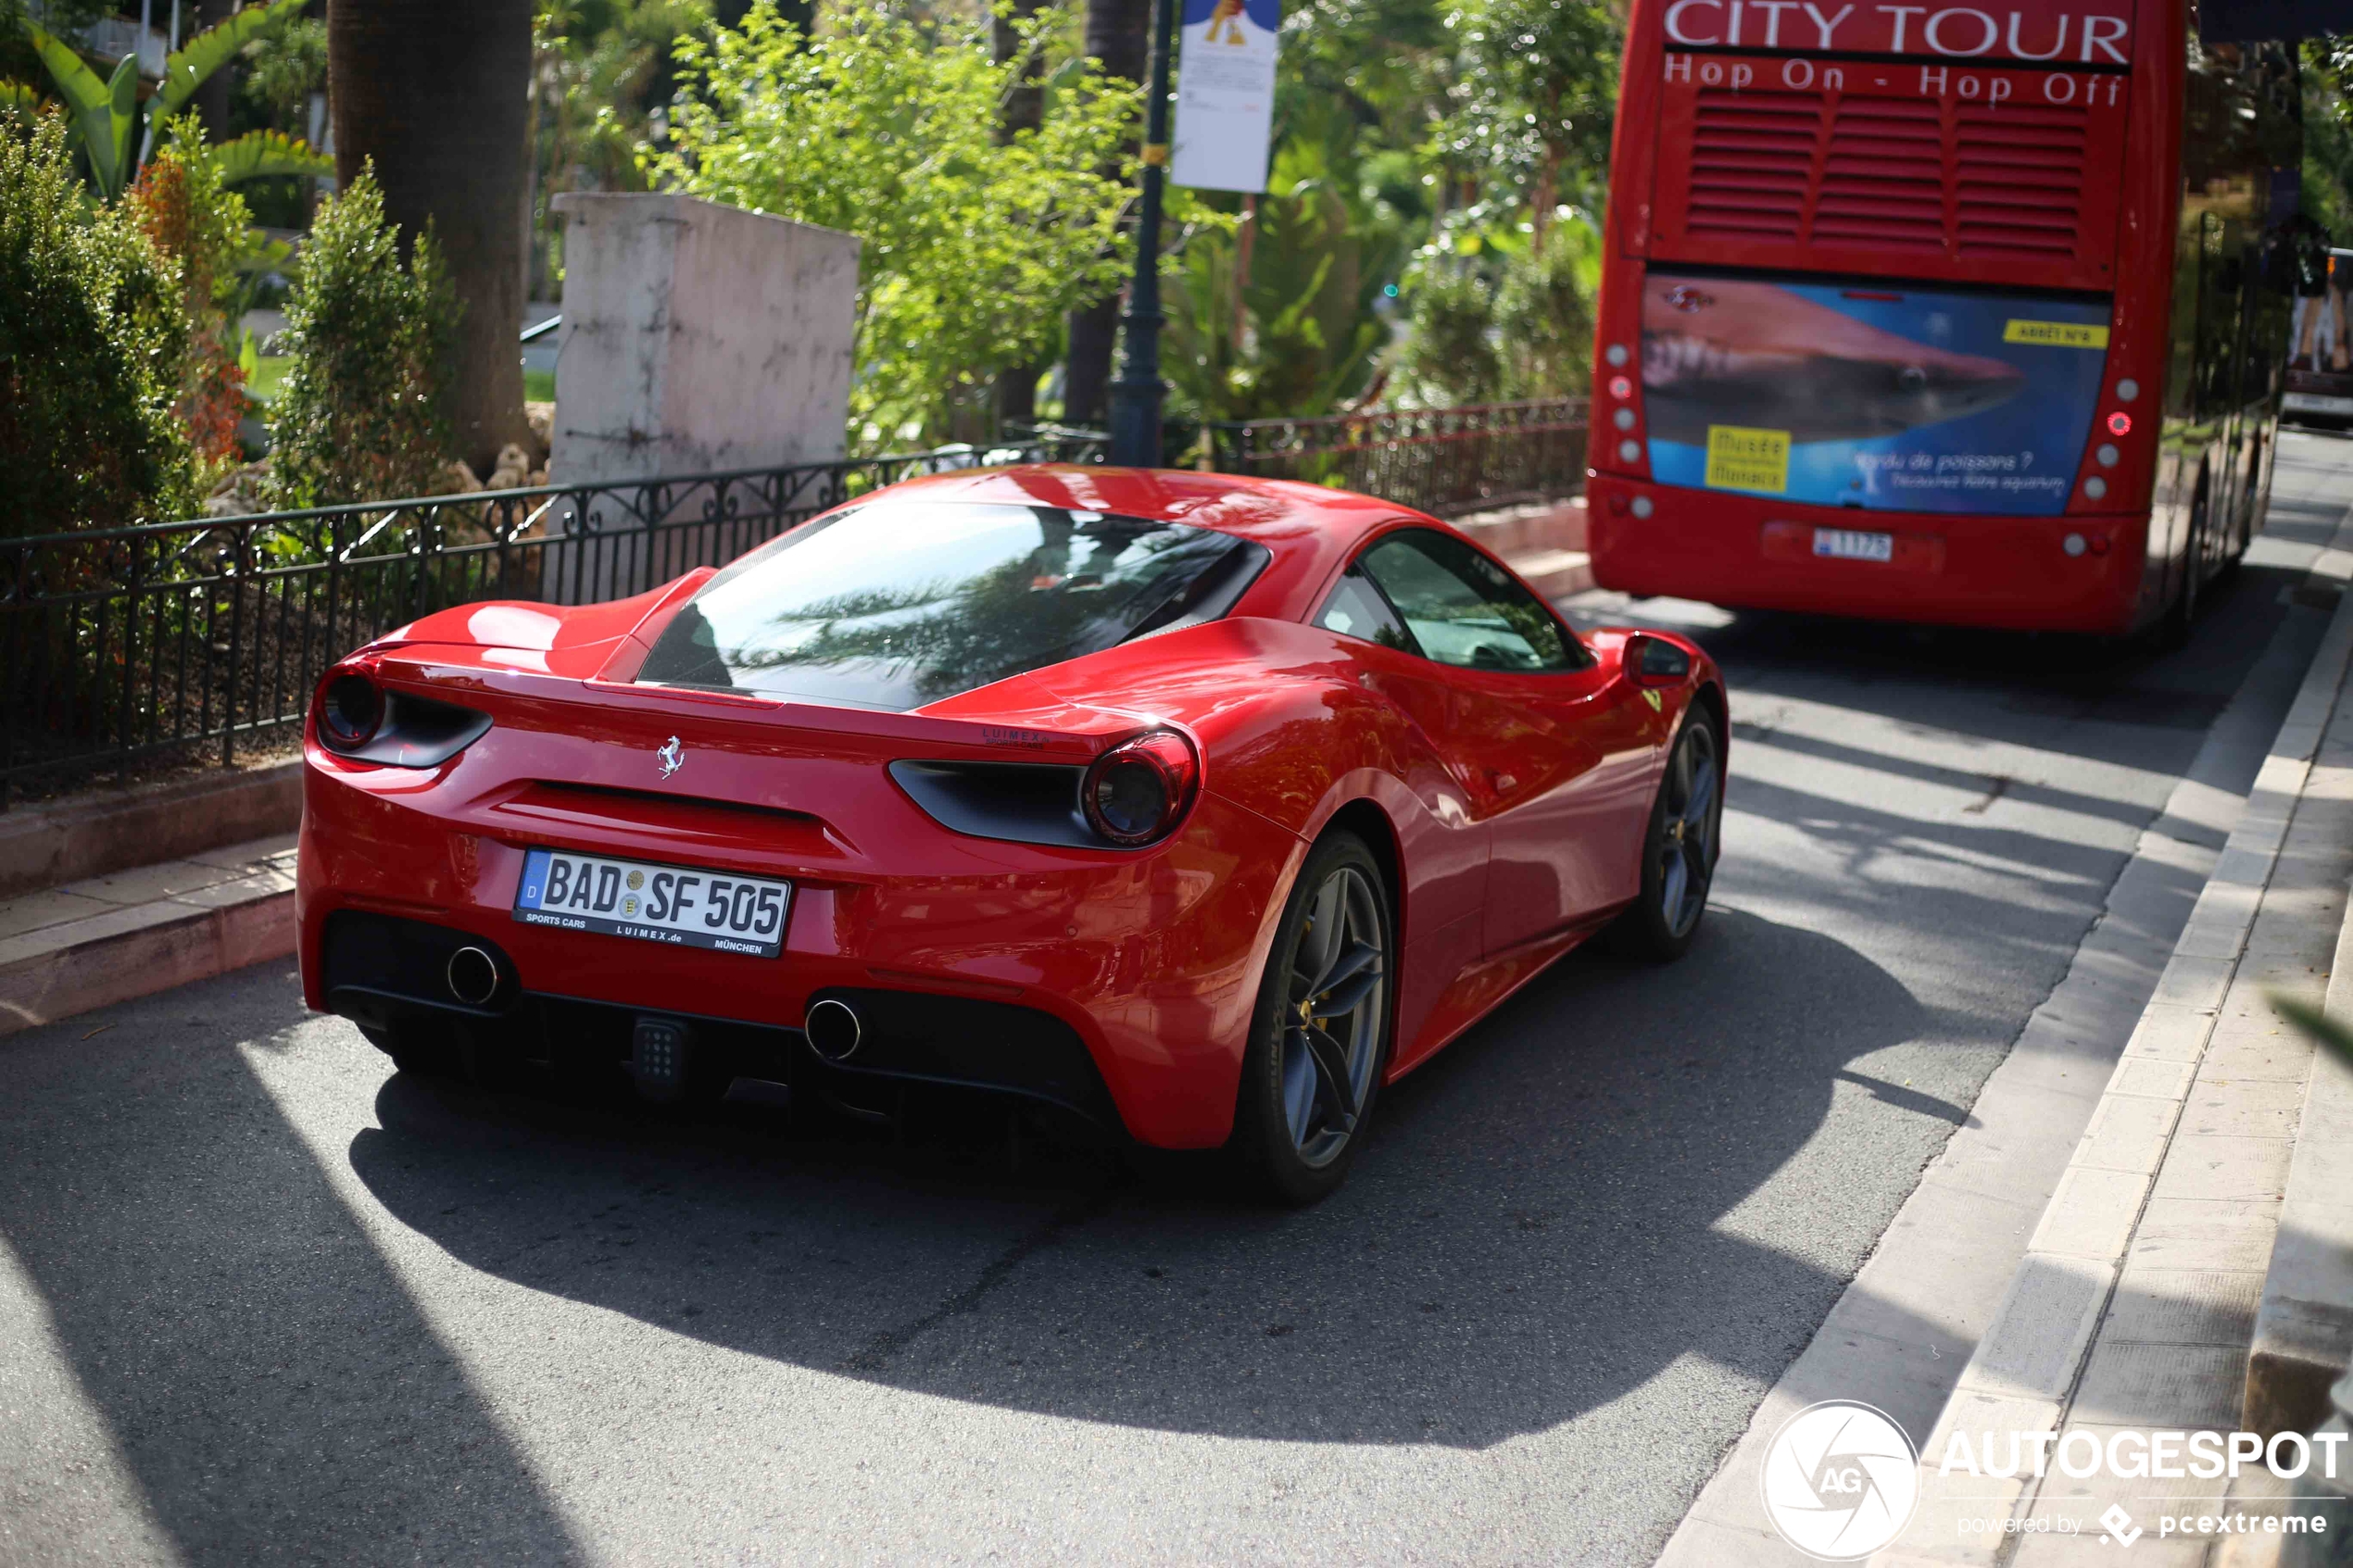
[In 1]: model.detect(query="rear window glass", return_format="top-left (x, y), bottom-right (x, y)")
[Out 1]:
top-left (636, 502), bottom-right (1267, 710)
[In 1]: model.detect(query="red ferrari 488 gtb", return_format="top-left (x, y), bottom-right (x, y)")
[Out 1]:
top-left (298, 466), bottom-right (1725, 1202)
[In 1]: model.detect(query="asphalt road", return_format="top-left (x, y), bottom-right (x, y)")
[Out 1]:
top-left (4, 435), bottom-right (2349, 1567)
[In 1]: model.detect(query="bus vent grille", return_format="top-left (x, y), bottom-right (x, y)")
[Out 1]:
top-left (1666, 81), bottom-right (2109, 285)
top-left (1954, 102), bottom-right (2089, 257)
top-left (1817, 97), bottom-right (1945, 251)
top-left (1685, 90), bottom-right (1815, 241)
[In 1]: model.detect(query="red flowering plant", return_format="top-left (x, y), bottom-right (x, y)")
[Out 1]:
top-left (125, 116), bottom-right (253, 474)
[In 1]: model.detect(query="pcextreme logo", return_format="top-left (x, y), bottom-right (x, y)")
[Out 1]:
top-left (1759, 1400), bottom-right (1921, 1561)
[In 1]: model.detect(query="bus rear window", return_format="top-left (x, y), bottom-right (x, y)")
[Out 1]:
top-left (1642, 270), bottom-right (2112, 517)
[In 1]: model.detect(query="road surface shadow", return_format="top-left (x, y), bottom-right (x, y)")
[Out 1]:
top-left (1568, 532), bottom-right (2329, 791)
top-left (343, 906), bottom-right (1955, 1449)
top-left (0, 978), bottom-right (585, 1566)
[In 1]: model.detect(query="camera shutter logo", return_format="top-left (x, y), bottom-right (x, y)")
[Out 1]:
top-left (1758, 1399), bottom-right (1920, 1560)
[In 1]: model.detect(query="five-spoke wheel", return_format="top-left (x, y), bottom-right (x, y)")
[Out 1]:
top-left (1233, 831), bottom-right (1394, 1204)
top-left (1608, 709), bottom-right (1723, 960)
top-left (1279, 860), bottom-right (1387, 1166)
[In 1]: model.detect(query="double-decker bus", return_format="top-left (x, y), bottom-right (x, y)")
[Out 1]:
top-left (1584, 0), bottom-right (2303, 636)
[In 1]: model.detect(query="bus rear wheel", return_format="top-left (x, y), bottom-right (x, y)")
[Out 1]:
top-left (2163, 492), bottom-right (2210, 649)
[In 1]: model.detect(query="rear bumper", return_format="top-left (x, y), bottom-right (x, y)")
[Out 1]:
top-left (321, 909), bottom-right (1126, 1134)
top-left (1586, 476), bottom-right (2149, 635)
top-left (296, 746), bottom-right (1305, 1149)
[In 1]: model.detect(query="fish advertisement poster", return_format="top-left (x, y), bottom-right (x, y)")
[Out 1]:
top-left (1641, 272), bottom-right (2113, 516)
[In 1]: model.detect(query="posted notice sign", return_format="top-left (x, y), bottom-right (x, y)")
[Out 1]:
top-left (1171, 0), bottom-right (1280, 194)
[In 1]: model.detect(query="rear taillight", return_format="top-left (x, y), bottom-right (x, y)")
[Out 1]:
top-left (316, 671), bottom-right (384, 752)
top-left (310, 661), bottom-right (491, 768)
top-left (1081, 729), bottom-right (1200, 847)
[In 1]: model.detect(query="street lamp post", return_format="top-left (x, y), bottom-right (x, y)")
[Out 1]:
top-left (1107, 0), bottom-right (1180, 468)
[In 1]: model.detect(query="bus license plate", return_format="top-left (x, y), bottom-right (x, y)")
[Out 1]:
top-left (513, 847), bottom-right (789, 958)
top-left (1813, 528), bottom-right (1894, 563)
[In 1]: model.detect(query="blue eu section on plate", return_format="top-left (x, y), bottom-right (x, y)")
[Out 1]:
top-left (513, 847), bottom-right (790, 959)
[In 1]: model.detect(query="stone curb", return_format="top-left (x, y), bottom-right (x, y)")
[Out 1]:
top-left (0, 845), bottom-right (297, 1038)
top-left (1867, 556), bottom-right (2353, 1566)
top-left (0, 759), bottom-right (302, 902)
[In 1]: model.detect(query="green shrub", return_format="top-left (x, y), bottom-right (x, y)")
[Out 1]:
top-left (1394, 218), bottom-right (1599, 408)
top-left (1396, 264), bottom-right (1504, 408)
top-left (267, 167), bottom-right (457, 507)
top-left (0, 112), bottom-right (195, 534)
top-left (1492, 227), bottom-right (1596, 399)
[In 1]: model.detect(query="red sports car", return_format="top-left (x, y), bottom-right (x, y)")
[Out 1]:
top-left (297, 466), bottom-right (1725, 1202)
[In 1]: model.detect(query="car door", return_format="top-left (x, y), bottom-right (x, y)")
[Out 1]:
top-left (1350, 529), bottom-right (1666, 956)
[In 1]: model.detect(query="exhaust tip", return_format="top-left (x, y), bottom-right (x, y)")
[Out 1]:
top-left (447, 947), bottom-right (499, 1006)
top-left (804, 997), bottom-right (862, 1061)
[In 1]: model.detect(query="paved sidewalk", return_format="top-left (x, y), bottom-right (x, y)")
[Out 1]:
top-left (1866, 583), bottom-right (2353, 1565)
top-left (0, 835), bottom-right (296, 1036)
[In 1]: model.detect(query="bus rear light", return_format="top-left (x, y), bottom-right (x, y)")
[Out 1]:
top-left (1631, 495), bottom-right (1655, 520)
top-left (2115, 380), bottom-right (2139, 402)
top-left (1612, 408), bottom-right (1637, 432)
top-left (2108, 411), bottom-right (2133, 435)
top-left (1604, 344), bottom-right (1630, 368)
top-left (2095, 444), bottom-right (2120, 467)
top-left (2083, 477), bottom-right (2108, 501)
top-left (1608, 375), bottom-right (1633, 399)
top-left (2064, 533), bottom-right (2087, 557)
top-left (1617, 439), bottom-right (1642, 463)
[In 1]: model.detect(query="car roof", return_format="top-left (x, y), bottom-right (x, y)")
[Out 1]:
top-left (865, 464), bottom-right (1418, 551)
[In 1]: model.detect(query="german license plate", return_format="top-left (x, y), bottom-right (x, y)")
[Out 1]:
top-left (1813, 527), bottom-right (1894, 562)
top-left (513, 847), bottom-right (789, 958)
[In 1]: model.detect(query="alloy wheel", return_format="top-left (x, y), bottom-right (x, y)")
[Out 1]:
top-left (1657, 721), bottom-right (1719, 939)
top-left (1278, 864), bottom-right (1387, 1167)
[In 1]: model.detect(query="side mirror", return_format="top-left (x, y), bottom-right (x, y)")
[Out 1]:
top-left (1625, 633), bottom-right (1692, 686)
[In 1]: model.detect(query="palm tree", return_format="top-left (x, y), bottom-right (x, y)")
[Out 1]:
top-left (327, 0), bottom-right (533, 478)
top-left (1063, 0), bottom-right (1149, 432)
top-left (993, 0), bottom-right (1048, 430)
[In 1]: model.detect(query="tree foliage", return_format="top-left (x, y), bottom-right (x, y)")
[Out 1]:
top-left (0, 112), bottom-right (193, 533)
top-left (1165, 132), bottom-right (1403, 424)
top-left (1429, 0), bottom-right (1618, 234)
top-left (649, 0), bottom-right (1139, 448)
top-left (2305, 39), bottom-right (2353, 241)
top-left (267, 169), bottom-right (458, 508)
top-left (237, 13), bottom-right (328, 133)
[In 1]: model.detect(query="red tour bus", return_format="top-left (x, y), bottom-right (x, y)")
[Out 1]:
top-left (1584, 0), bottom-right (2303, 635)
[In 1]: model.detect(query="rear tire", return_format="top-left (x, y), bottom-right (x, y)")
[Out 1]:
top-left (1604, 708), bottom-right (1724, 963)
top-left (2163, 493), bottom-right (2209, 649)
top-left (1228, 832), bottom-right (1395, 1206)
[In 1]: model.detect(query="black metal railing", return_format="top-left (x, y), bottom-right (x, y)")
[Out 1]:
top-left (0, 433), bottom-right (1101, 806)
top-left (1205, 399), bottom-right (1589, 518)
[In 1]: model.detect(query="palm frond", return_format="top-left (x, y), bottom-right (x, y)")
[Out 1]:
top-left (155, 0), bottom-right (309, 122)
top-left (213, 128), bottom-right (333, 185)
